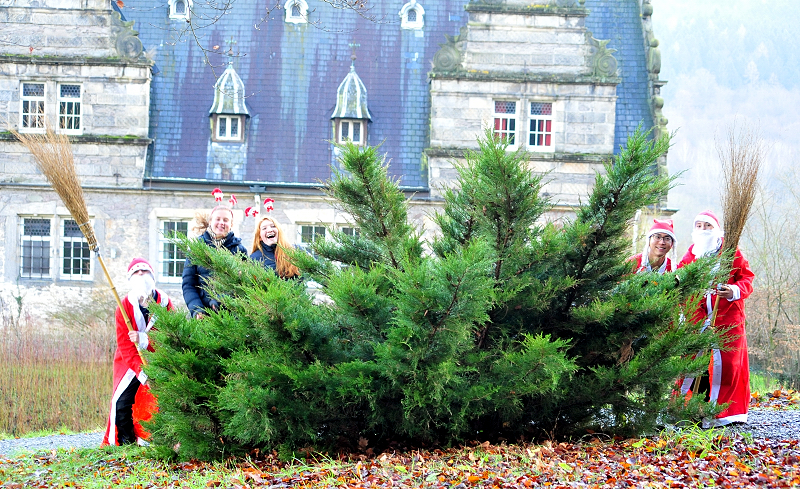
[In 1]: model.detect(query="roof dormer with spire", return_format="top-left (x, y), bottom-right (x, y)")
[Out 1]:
top-left (206, 42), bottom-right (251, 180)
top-left (331, 44), bottom-right (371, 147)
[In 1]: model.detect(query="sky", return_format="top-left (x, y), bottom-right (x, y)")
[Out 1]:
top-left (649, 0), bottom-right (800, 246)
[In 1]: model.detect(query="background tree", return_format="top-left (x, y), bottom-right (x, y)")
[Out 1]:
top-left (147, 129), bottom-right (721, 460)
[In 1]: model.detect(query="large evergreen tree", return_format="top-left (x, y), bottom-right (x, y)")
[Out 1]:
top-left (147, 130), bottom-right (721, 460)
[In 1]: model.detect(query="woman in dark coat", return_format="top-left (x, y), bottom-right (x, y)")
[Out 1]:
top-left (182, 205), bottom-right (248, 319)
top-left (250, 215), bottom-right (300, 279)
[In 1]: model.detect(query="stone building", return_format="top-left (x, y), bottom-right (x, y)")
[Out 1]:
top-left (0, 0), bottom-right (667, 317)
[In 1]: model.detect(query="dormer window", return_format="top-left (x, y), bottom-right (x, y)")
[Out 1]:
top-left (399, 1), bottom-right (424, 30)
top-left (284, 0), bottom-right (308, 24)
top-left (208, 62), bottom-right (250, 144)
top-left (213, 115), bottom-right (244, 142)
top-left (331, 61), bottom-right (372, 148)
top-left (168, 0), bottom-right (191, 20)
top-left (337, 119), bottom-right (365, 146)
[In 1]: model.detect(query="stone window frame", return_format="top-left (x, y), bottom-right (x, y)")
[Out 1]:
top-left (18, 215), bottom-right (94, 282)
top-left (527, 101), bottom-right (555, 153)
top-left (19, 216), bottom-right (53, 279)
top-left (284, 0), bottom-right (309, 24)
top-left (60, 218), bottom-right (93, 281)
top-left (149, 208), bottom-right (243, 285)
top-left (493, 100), bottom-right (519, 149)
top-left (340, 226), bottom-right (360, 237)
top-left (19, 81), bottom-right (46, 133)
top-left (58, 83), bottom-right (82, 135)
top-left (399, 1), bottom-right (425, 30)
top-left (168, 0), bottom-right (192, 21)
top-left (337, 119), bottom-right (366, 146)
top-left (158, 219), bottom-right (191, 284)
top-left (296, 223), bottom-right (327, 255)
top-left (212, 114), bottom-right (245, 142)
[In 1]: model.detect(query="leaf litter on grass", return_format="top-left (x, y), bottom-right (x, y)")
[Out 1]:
top-left (1, 434), bottom-right (799, 488)
top-left (751, 389), bottom-right (800, 410)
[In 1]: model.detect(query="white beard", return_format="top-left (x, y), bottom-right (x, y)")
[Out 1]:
top-left (128, 273), bottom-right (156, 305)
top-left (691, 229), bottom-right (723, 257)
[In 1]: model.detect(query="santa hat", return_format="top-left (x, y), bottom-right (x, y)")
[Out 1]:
top-left (228, 194), bottom-right (238, 207)
top-left (212, 188), bottom-right (224, 202)
top-left (694, 210), bottom-right (722, 231)
top-left (646, 219), bottom-right (676, 242)
top-left (127, 257), bottom-right (154, 280)
top-left (263, 197), bottom-right (275, 213)
top-left (245, 206), bottom-right (259, 218)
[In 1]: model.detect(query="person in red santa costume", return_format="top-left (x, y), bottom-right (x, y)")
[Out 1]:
top-left (102, 258), bottom-right (174, 446)
top-left (630, 219), bottom-right (677, 274)
top-left (677, 210), bottom-right (754, 427)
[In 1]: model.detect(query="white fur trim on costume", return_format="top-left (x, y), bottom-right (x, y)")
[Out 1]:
top-left (727, 284), bottom-right (741, 301)
top-left (695, 215), bottom-right (719, 229)
top-left (137, 371), bottom-right (148, 385)
top-left (138, 332), bottom-right (149, 350)
top-left (709, 348), bottom-right (722, 403)
top-left (680, 376), bottom-right (694, 396)
top-left (127, 262), bottom-right (155, 280)
top-left (107, 369), bottom-right (137, 445)
top-left (702, 413), bottom-right (748, 428)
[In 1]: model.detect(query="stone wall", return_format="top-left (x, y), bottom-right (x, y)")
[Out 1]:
top-left (427, 2), bottom-right (618, 206)
top-left (464, 11), bottom-right (591, 75)
top-left (0, 0), bottom-right (141, 59)
top-left (0, 185), bottom-right (442, 322)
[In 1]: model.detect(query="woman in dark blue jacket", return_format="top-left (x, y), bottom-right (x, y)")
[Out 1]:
top-left (182, 205), bottom-right (248, 319)
top-left (250, 215), bottom-right (299, 279)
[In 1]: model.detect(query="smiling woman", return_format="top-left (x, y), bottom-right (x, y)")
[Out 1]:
top-left (249, 215), bottom-right (300, 279)
top-left (181, 205), bottom-right (248, 319)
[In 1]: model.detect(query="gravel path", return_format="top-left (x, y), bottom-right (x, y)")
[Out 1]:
top-left (0, 431), bottom-right (103, 458)
top-left (0, 409), bottom-right (798, 458)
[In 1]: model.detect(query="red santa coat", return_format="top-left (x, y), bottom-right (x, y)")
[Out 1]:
top-left (677, 244), bottom-right (754, 426)
top-left (101, 290), bottom-right (173, 446)
top-left (630, 253), bottom-right (673, 274)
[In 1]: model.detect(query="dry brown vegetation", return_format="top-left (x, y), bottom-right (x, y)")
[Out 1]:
top-left (0, 291), bottom-right (115, 437)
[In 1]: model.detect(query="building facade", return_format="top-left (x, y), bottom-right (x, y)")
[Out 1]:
top-left (0, 0), bottom-right (666, 317)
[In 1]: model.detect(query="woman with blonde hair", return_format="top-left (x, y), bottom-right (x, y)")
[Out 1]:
top-left (250, 215), bottom-right (300, 279)
top-left (182, 205), bottom-right (248, 319)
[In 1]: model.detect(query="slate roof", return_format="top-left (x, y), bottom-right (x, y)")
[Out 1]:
top-left (583, 0), bottom-right (655, 152)
top-left (125, 0), bottom-right (655, 188)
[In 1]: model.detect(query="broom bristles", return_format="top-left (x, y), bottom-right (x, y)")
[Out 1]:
top-left (717, 122), bottom-right (762, 253)
top-left (12, 125), bottom-right (97, 248)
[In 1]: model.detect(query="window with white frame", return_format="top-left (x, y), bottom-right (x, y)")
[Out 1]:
top-left (298, 225), bottom-right (326, 247)
top-left (493, 100), bottom-right (517, 146)
top-left (168, 0), bottom-right (191, 20)
top-left (61, 219), bottom-right (92, 280)
top-left (528, 102), bottom-right (553, 151)
top-left (399, 1), bottom-right (425, 30)
top-left (58, 84), bottom-right (82, 134)
top-left (20, 218), bottom-right (51, 279)
top-left (284, 0), bottom-right (308, 24)
top-left (338, 120), bottom-right (364, 145)
top-left (214, 115), bottom-right (243, 141)
top-left (340, 226), bottom-right (360, 237)
top-left (20, 82), bottom-right (45, 132)
top-left (159, 220), bottom-right (189, 283)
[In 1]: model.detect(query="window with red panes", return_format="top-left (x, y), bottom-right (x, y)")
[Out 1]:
top-left (529, 102), bottom-right (552, 148)
top-left (493, 101), bottom-right (517, 145)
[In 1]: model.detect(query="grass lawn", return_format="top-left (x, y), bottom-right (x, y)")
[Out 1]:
top-left (1, 424), bottom-right (799, 488)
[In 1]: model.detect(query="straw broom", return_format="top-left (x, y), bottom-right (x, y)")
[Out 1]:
top-left (693, 123), bottom-right (762, 393)
top-left (12, 126), bottom-right (144, 362)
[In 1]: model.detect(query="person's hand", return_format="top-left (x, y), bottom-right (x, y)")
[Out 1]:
top-left (128, 330), bottom-right (139, 344)
top-left (717, 284), bottom-right (734, 300)
top-left (195, 312), bottom-right (206, 320)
